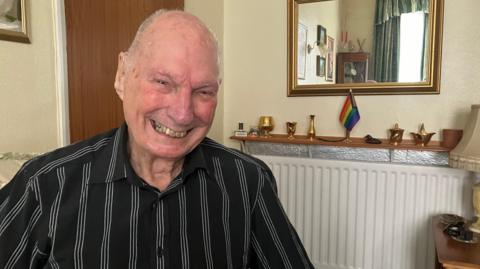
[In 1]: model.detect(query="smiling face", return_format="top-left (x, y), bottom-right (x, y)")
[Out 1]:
top-left (114, 12), bottom-right (219, 162)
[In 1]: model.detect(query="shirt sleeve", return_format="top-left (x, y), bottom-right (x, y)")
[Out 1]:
top-left (0, 166), bottom-right (48, 269)
top-left (249, 168), bottom-right (314, 269)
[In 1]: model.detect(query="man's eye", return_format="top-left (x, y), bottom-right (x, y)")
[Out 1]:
top-left (197, 89), bottom-right (217, 98)
top-left (155, 79), bottom-right (169, 86)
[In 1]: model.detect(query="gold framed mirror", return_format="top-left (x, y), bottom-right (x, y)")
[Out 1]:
top-left (288, 0), bottom-right (444, 96)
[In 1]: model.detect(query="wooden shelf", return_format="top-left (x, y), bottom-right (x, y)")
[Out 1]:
top-left (230, 134), bottom-right (450, 152)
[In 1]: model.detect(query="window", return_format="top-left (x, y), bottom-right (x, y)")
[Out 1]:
top-left (398, 12), bottom-right (425, 82)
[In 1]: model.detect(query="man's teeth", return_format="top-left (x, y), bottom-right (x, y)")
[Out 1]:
top-left (153, 123), bottom-right (187, 138)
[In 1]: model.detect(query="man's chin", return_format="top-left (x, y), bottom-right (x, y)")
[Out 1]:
top-left (146, 141), bottom-right (197, 160)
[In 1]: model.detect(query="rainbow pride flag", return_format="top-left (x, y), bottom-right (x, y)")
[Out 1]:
top-left (339, 91), bottom-right (360, 131)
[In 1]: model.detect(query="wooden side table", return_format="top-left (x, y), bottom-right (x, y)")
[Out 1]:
top-left (433, 215), bottom-right (480, 269)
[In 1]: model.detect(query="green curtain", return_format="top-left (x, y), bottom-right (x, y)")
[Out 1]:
top-left (373, 0), bottom-right (430, 82)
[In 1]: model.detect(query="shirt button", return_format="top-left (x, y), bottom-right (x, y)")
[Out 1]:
top-left (157, 246), bottom-right (165, 257)
top-left (152, 203), bottom-right (157, 210)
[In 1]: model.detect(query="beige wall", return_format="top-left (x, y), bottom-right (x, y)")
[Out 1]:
top-left (223, 0), bottom-right (480, 148)
top-left (0, 1), bottom-right (57, 153)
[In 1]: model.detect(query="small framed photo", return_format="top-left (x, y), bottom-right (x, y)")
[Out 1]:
top-left (316, 56), bottom-right (326, 77)
top-left (326, 36), bottom-right (335, 81)
top-left (317, 25), bottom-right (326, 45)
top-left (0, 0), bottom-right (30, 43)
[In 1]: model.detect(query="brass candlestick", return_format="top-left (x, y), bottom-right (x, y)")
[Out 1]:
top-left (307, 115), bottom-right (316, 140)
top-left (389, 123), bottom-right (404, 146)
top-left (286, 122), bottom-right (297, 140)
top-left (258, 116), bottom-right (274, 137)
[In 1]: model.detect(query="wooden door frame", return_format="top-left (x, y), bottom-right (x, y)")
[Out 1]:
top-left (53, 0), bottom-right (70, 147)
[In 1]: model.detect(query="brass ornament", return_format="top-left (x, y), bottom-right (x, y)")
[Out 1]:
top-left (286, 122), bottom-right (297, 140)
top-left (307, 115), bottom-right (316, 140)
top-left (258, 116), bottom-right (274, 137)
top-left (389, 123), bottom-right (404, 146)
top-left (411, 123), bottom-right (435, 146)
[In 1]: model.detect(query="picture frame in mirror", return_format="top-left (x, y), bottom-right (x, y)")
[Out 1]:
top-left (317, 25), bottom-right (326, 45)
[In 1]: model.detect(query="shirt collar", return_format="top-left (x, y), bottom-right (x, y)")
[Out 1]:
top-left (91, 123), bottom-right (210, 184)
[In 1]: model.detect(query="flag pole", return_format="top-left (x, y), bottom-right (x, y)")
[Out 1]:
top-left (345, 129), bottom-right (351, 143)
top-left (344, 89), bottom-right (353, 143)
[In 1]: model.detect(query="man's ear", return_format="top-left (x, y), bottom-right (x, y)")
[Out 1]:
top-left (114, 52), bottom-right (128, 100)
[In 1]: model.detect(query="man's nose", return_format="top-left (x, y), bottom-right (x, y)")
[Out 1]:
top-left (169, 89), bottom-right (194, 125)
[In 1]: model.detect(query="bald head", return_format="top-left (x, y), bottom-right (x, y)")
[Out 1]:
top-left (126, 10), bottom-right (219, 73)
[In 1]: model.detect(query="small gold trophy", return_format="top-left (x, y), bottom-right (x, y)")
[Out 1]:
top-left (258, 116), bottom-right (274, 137)
top-left (389, 123), bottom-right (404, 146)
top-left (286, 122), bottom-right (297, 140)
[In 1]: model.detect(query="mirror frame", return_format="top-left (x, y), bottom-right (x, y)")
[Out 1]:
top-left (288, 0), bottom-right (444, 96)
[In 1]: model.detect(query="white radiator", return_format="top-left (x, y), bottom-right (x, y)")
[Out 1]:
top-left (256, 155), bottom-right (473, 269)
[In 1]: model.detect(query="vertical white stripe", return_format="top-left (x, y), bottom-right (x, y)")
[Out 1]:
top-left (155, 200), bottom-right (165, 269)
top-left (100, 130), bottom-right (120, 269)
top-left (251, 233), bottom-right (270, 269)
top-left (234, 159), bottom-right (250, 269)
top-left (29, 242), bottom-right (48, 269)
top-left (74, 162), bottom-right (91, 269)
top-left (258, 194), bottom-right (293, 269)
top-left (179, 187), bottom-right (190, 269)
top-left (128, 185), bottom-right (139, 269)
top-left (48, 167), bottom-right (66, 269)
top-left (212, 157), bottom-right (233, 269)
top-left (4, 206), bottom-right (42, 269)
top-left (0, 186), bottom-right (31, 237)
top-left (199, 171), bottom-right (213, 269)
top-left (0, 197), bottom-right (10, 215)
top-left (100, 182), bottom-right (114, 269)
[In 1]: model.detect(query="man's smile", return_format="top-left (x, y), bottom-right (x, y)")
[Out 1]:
top-left (150, 119), bottom-right (189, 138)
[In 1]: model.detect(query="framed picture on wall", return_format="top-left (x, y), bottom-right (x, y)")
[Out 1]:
top-left (326, 36), bottom-right (335, 81)
top-left (0, 0), bottom-right (29, 43)
top-left (297, 22), bottom-right (307, 80)
top-left (317, 25), bottom-right (326, 45)
top-left (316, 56), bottom-right (325, 77)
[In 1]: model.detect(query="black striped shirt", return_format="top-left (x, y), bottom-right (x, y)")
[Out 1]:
top-left (0, 124), bottom-right (313, 268)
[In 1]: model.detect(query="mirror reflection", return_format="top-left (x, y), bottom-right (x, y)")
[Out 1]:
top-left (288, 0), bottom-right (443, 96)
top-left (297, 0), bottom-right (431, 85)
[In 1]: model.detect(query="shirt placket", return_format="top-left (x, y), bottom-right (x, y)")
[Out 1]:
top-left (154, 197), bottom-right (167, 269)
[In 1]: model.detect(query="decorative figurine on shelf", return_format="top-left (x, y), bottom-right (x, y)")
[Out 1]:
top-left (411, 123), bottom-right (436, 146)
top-left (364, 134), bottom-right (381, 144)
top-left (286, 122), bottom-right (297, 140)
top-left (389, 123), bottom-right (404, 146)
top-left (234, 122), bottom-right (248, 137)
top-left (258, 116), bottom-right (274, 137)
top-left (307, 115), bottom-right (316, 140)
top-left (248, 126), bottom-right (259, 137)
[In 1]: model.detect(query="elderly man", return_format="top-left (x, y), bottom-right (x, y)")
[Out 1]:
top-left (0, 10), bottom-right (313, 268)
